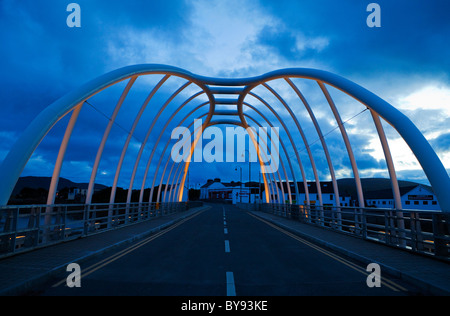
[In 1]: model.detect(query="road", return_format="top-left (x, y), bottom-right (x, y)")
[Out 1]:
top-left (32, 203), bottom-right (416, 296)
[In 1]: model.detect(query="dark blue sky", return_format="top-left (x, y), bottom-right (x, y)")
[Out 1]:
top-left (1, 0), bottom-right (449, 190)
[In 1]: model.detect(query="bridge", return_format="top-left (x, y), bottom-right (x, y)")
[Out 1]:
top-left (0, 65), bottom-right (449, 298)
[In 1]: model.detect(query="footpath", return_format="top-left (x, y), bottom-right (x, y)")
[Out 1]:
top-left (1, 203), bottom-right (448, 296)
top-left (249, 210), bottom-right (450, 296)
top-left (0, 205), bottom-right (209, 296)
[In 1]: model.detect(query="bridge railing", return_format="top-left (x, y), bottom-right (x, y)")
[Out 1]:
top-left (0, 201), bottom-right (202, 258)
top-left (239, 203), bottom-right (450, 261)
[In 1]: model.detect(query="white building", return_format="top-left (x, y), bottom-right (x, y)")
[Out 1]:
top-left (273, 181), bottom-right (352, 207)
top-left (365, 184), bottom-right (440, 211)
top-left (200, 178), bottom-right (260, 204)
top-left (67, 187), bottom-right (87, 200)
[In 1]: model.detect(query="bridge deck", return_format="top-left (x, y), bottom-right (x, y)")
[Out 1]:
top-left (249, 210), bottom-right (450, 296)
top-left (0, 206), bottom-right (207, 295)
top-left (0, 203), bottom-right (448, 296)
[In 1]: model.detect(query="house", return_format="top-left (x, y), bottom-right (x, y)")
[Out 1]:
top-left (67, 187), bottom-right (88, 201)
top-left (200, 178), bottom-right (260, 203)
top-left (365, 184), bottom-right (440, 211)
top-left (273, 181), bottom-right (352, 206)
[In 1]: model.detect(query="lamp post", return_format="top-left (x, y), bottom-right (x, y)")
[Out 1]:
top-left (235, 166), bottom-right (242, 203)
top-left (242, 150), bottom-right (251, 203)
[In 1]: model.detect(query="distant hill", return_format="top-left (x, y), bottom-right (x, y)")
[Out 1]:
top-left (337, 178), bottom-right (432, 200)
top-left (11, 176), bottom-right (107, 196)
top-left (11, 176), bottom-right (430, 201)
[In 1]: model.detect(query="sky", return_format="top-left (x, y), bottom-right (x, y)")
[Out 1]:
top-left (0, 0), bottom-right (449, 193)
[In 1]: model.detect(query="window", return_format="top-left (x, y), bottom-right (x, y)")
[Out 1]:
top-left (423, 201), bottom-right (428, 205)
top-left (432, 201), bottom-right (437, 205)
top-left (330, 194), bottom-right (333, 200)
top-left (405, 201), bottom-right (410, 205)
top-left (414, 201), bottom-right (419, 205)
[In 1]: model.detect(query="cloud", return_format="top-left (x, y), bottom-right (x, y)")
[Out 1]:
top-left (0, 0), bottom-right (449, 191)
top-left (397, 84), bottom-right (450, 118)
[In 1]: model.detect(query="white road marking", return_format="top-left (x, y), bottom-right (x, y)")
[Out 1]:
top-left (225, 240), bottom-right (230, 253)
top-left (226, 272), bottom-right (236, 296)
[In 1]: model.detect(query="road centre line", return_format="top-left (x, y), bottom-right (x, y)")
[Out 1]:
top-left (52, 208), bottom-right (208, 288)
top-left (225, 240), bottom-right (231, 253)
top-left (226, 272), bottom-right (236, 296)
top-left (247, 212), bottom-right (407, 292)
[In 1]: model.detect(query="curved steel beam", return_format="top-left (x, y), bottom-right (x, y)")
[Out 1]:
top-left (85, 76), bottom-right (137, 204)
top-left (263, 82), bottom-right (323, 211)
top-left (0, 64), bottom-right (216, 207)
top-left (136, 81), bottom-right (193, 204)
top-left (285, 78), bottom-right (342, 226)
top-left (46, 103), bottom-right (83, 206)
top-left (238, 121), bottom-right (281, 204)
top-left (169, 118), bottom-right (277, 204)
top-left (244, 113), bottom-right (290, 204)
top-left (204, 120), bottom-right (278, 203)
top-left (167, 114), bottom-right (209, 203)
top-left (370, 110), bottom-right (405, 242)
top-left (151, 101), bottom-right (209, 203)
top-left (243, 104), bottom-right (295, 204)
top-left (109, 75), bottom-right (170, 204)
top-left (246, 92), bottom-right (310, 206)
top-left (145, 94), bottom-right (206, 203)
top-left (318, 81), bottom-right (365, 209)
top-left (1, 65), bottom-right (448, 213)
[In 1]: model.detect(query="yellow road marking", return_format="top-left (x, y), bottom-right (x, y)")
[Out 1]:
top-left (52, 208), bottom-right (208, 287)
top-left (247, 212), bottom-right (407, 292)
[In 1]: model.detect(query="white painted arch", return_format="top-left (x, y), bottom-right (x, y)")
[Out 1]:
top-left (0, 64), bottom-right (448, 213)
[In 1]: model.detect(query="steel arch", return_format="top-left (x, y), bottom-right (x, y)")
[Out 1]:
top-left (0, 65), bottom-right (448, 214)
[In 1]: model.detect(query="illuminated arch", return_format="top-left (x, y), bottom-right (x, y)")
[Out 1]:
top-left (0, 64), bottom-right (448, 214)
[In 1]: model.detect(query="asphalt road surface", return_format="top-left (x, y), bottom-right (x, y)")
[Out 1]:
top-left (32, 203), bottom-right (417, 296)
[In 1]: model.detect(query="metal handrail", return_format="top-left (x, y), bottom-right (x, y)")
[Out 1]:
top-left (238, 203), bottom-right (450, 261)
top-left (0, 201), bottom-right (202, 258)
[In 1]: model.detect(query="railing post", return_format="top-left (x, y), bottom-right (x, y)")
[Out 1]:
top-left (361, 208), bottom-right (367, 239)
top-left (83, 204), bottom-right (89, 236)
top-left (125, 202), bottom-right (131, 223)
top-left (432, 213), bottom-right (449, 257)
top-left (319, 205), bottom-right (324, 227)
top-left (10, 207), bottom-right (19, 253)
top-left (410, 212), bottom-right (418, 252)
top-left (35, 206), bottom-right (42, 247)
top-left (353, 207), bottom-right (360, 235)
top-left (395, 210), bottom-right (406, 248)
top-left (336, 206), bottom-right (342, 231)
top-left (61, 205), bottom-right (67, 240)
top-left (107, 203), bottom-right (114, 229)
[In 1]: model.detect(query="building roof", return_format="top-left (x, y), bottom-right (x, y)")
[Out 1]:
top-left (278, 181), bottom-right (337, 194)
top-left (363, 185), bottom-right (426, 200)
top-left (201, 179), bottom-right (261, 189)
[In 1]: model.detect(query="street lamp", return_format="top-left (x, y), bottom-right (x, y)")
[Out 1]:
top-left (241, 150), bottom-right (251, 203)
top-left (235, 166), bottom-right (242, 203)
